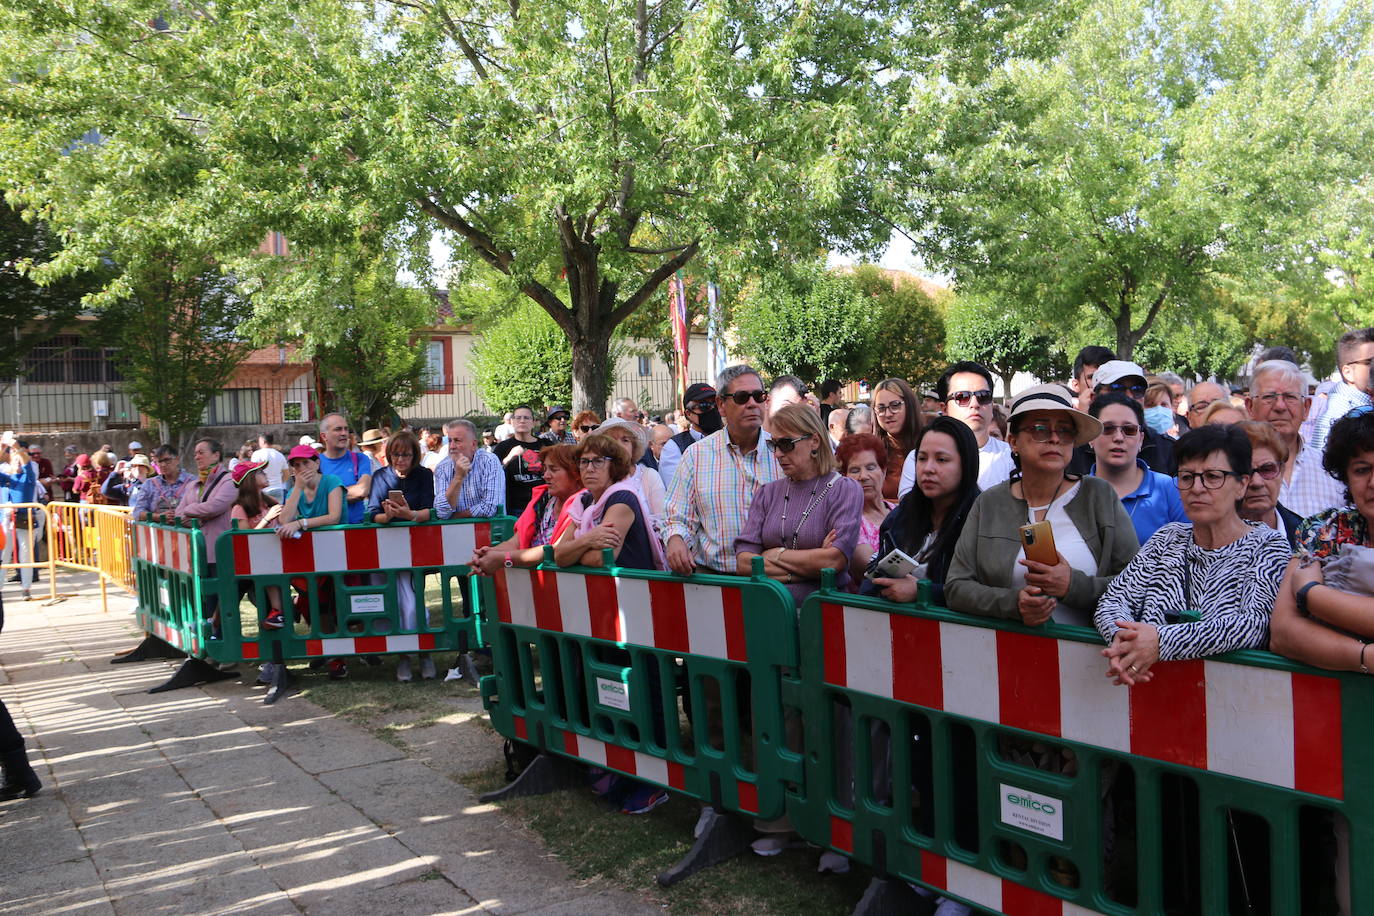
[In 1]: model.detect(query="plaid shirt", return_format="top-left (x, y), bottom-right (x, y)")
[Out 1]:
top-left (1281, 439), bottom-right (1349, 521)
top-left (433, 449), bottom-right (506, 519)
top-left (663, 426), bottom-right (782, 574)
top-left (130, 471), bottom-right (197, 518)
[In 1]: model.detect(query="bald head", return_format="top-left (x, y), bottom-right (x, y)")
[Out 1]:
top-left (1185, 382), bottom-right (1227, 424)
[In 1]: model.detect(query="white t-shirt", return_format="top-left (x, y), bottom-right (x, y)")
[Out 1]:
top-left (897, 433), bottom-right (1015, 499)
top-left (1009, 482), bottom-right (1097, 627)
top-left (251, 446), bottom-right (290, 488)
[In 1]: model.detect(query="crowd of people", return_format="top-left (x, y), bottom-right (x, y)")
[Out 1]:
top-left (5, 331), bottom-right (1374, 894)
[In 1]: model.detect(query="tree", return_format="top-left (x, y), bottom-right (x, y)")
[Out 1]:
top-left (0, 0), bottom-right (965, 411)
top-left (945, 295), bottom-right (1069, 399)
top-left (902, 0), bottom-right (1374, 358)
top-left (734, 270), bottom-right (879, 386)
top-left (848, 264), bottom-right (947, 390)
top-left (1132, 298), bottom-right (1250, 381)
top-left (101, 258), bottom-right (254, 443)
top-left (470, 302), bottom-right (578, 415)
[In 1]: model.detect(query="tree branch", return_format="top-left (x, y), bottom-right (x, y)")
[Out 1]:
top-left (609, 240), bottom-right (700, 326)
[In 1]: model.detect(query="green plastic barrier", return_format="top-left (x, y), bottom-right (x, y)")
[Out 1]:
top-left (132, 517), bottom-right (211, 656)
top-left (210, 516), bottom-right (513, 668)
top-left (481, 557), bottom-right (802, 822)
top-left (788, 582), bottom-right (1372, 915)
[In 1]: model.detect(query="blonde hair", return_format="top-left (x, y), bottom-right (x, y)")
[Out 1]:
top-left (770, 403), bottom-right (834, 474)
top-left (1201, 400), bottom-right (1248, 426)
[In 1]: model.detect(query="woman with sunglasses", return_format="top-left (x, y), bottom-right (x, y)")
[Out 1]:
top-left (946, 384), bottom-right (1137, 628)
top-left (735, 403), bottom-right (862, 602)
top-left (1235, 420), bottom-right (1303, 549)
top-left (1094, 424), bottom-right (1289, 685)
top-left (1088, 393), bottom-right (1186, 545)
top-left (871, 378), bottom-right (922, 501)
top-left (571, 410), bottom-right (601, 443)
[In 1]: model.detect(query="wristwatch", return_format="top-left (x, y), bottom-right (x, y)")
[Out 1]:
top-left (1296, 580), bottom-right (1319, 616)
top-left (503, 552), bottom-right (514, 568)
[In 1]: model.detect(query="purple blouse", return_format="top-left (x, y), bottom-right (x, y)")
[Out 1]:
top-left (734, 471), bottom-right (864, 602)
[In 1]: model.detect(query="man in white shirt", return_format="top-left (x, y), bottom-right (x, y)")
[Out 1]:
top-left (1246, 359), bottom-right (1347, 519)
top-left (251, 433), bottom-right (290, 502)
top-left (899, 361), bottom-right (1013, 497)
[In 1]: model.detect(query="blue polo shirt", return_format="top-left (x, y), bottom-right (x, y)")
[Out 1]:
top-left (319, 451), bottom-right (370, 524)
top-left (1090, 459), bottom-right (1188, 545)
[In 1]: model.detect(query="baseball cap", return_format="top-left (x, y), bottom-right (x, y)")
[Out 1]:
top-left (1093, 360), bottom-right (1148, 388)
top-left (231, 459), bottom-right (268, 486)
top-left (684, 383), bottom-right (717, 407)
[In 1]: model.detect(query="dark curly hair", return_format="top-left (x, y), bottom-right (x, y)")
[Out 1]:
top-left (1323, 408), bottom-right (1374, 502)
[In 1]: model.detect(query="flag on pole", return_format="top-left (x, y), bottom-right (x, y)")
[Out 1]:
top-left (706, 281), bottom-right (727, 376)
top-left (670, 272), bottom-right (690, 409)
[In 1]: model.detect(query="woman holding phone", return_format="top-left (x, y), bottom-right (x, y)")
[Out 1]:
top-left (946, 384), bottom-right (1138, 627)
top-left (367, 431), bottom-right (436, 682)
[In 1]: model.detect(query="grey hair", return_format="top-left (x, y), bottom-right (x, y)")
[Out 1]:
top-left (319, 412), bottom-right (348, 435)
top-left (1156, 371), bottom-right (1185, 388)
top-left (444, 418), bottom-right (478, 439)
top-left (1250, 359), bottom-right (1306, 394)
top-left (845, 404), bottom-right (874, 433)
top-left (716, 363), bottom-right (762, 396)
top-left (612, 397), bottom-right (636, 414)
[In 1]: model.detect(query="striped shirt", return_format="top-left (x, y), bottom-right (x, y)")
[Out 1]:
top-left (433, 450), bottom-right (506, 519)
top-left (1309, 382), bottom-right (1371, 452)
top-left (663, 426), bottom-right (783, 573)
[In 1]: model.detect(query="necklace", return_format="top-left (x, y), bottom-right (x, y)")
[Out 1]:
top-left (780, 472), bottom-right (839, 549)
top-left (1023, 475), bottom-right (1069, 523)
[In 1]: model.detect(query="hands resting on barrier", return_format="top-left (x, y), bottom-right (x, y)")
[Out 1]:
top-left (1102, 620), bottom-right (1160, 687)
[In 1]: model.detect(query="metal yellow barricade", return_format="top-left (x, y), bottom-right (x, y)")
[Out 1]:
top-left (36, 501), bottom-right (136, 610)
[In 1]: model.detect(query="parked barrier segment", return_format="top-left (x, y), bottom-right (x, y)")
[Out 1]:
top-left (788, 583), bottom-right (1370, 916)
top-left (131, 516), bottom-right (210, 656)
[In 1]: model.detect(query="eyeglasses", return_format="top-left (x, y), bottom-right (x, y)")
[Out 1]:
top-left (1100, 423), bottom-right (1140, 438)
top-left (578, 425), bottom-right (597, 433)
top-left (1098, 382), bottom-right (1148, 396)
top-left (948, 389), bottom-right (994, 407)
top-left (874, 399), bottom-right (905, 415)
top-left (725, 389), bottom-right (768, 405)
top-left (1176, 469), bottom-right (1242, 490)
top-left (686, 397), bottom-right (717, 410)
top-left (577, 456), bottom-right (612, 469)
top-left (1187, 399), bottom-right (1215, 414)
top-left (1022, 423), bottom-right (1076, 442)
top-left (766, 435), bottom-right (812, 454)
top-left (1253, 392), bottom-right (1304, 408)
top-left (1252, 461), bottom-right (1282, 480)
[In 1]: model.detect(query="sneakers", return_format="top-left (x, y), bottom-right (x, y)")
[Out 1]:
top-left (326, 658), bottom-right (348, 680)
top-left (817, 850), bottom-right (851, 874)
top-left (621, 785), bottom-right (669, 815)
top-left (443, 667), bottom-right (464, 682)
top-left (419, 656), bottom-right (436, 680)
top-left (589, 768), bottom-right (620, 798)
top-left (256, 662), bottom-right (278, 685)
top-left (396, 657), bottom-right (413, 683)
top-left (750, 834), bottom-right (801, 857)
top-left (262, 608), bottom-right (284, 629)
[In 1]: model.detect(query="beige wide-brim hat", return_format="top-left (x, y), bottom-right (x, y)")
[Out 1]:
top-left (360, 428), bottom-right (386, 446)
top-left (594, 417), bottom-right (649, 460)
top-left (1008, 383), bottom-right (1102, 446)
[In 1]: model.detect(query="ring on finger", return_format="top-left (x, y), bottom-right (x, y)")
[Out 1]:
top-left (1128, 664), bottom-right (1139, 672)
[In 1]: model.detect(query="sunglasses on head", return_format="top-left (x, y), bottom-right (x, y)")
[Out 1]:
top-left (725, 389), bottom-right (768, 405)
top-left (765, 434), bottom-right (811, 454)
top-left (948, 389), bottom-right (994, 407)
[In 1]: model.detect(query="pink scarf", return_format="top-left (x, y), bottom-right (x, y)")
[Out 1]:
top-left (564, 477), bottom-right (667, 570)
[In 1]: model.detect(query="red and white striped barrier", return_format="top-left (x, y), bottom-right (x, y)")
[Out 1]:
top-left (239, 632), bottom-right (437, 661)
top-left (134, 522), bottom-right (198, 576)
top-left (229, 522), bottom-right (492, 576)
top-left (820, 601), bottom-right (1344, 800)
top-left (494, 568), bottom-right (749, 661)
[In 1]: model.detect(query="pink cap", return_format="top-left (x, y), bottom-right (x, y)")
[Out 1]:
top-left (287, 444), bottom-right (320, 462)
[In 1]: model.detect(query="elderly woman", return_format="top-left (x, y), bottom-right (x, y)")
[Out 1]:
top-left (872, 378), bottom-right (922, 501)
top-left (735, 403), bottom-right (863, 602)
top-left (863, 417), bottom-right (981, 607)
top-left (1088, 393), bottom-right (1187, 545)
top-left (946, 384), bottom-right (1138, 628)
top-left (1234, 420), bottom-right (1303, 548)
top-left (835, 433), bottom-right (892, 585)
top-left (474, 445), bottom-right (582, 573)
top-left (845, 404), bottom-right (876, 437)
top-left (1095, 425), bottom-right (1290, 685)
top-left (595, 418), bottom-right (666, 518)
top-left (553, 434), bottom-right (663, 571)
top-left (1201, 399), bottom-right (1247, 426)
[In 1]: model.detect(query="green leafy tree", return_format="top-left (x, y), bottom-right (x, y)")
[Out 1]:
top-left (903, 0), bottom-right (1374, 358)
top-left (849, 264), bottom-right (947, 390)
top-left (734, 271), bottom-right (879, 386)
top-left (470, 303), bottom-right (578, 415)
top-left (1132, 300), bottom-right (1250, 381)
top-left (945, 295), bottom-right (1069, 399)
top-left (0, 0), bottom-right (974, 411)
top-left (101, 258), bottom-right (254, 443)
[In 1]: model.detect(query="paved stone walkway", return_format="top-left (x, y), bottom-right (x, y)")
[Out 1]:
top-left (0, 574), bottom-right (661, 915)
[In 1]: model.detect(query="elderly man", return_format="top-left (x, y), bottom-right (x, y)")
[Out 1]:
top-left (658, 383), bottom-right (722, 486)
top-left (434, 419), bottom-right (506, 519)
top-left (827, 407), bottom-right (849, 449)
top-left (612, 397), bottom-right (640, 423)
top-left (664, 365), bottom-right (782, 576)
top-left (539, 406), bottom-right (576, 445)
top-left (899, 360), bottom-right (1014, 496)
top-left (1311, 327), bottom-right (1374, 451)
top-left (1183, 380), bottom-right (1228, 428)
top-left (131, 444), bottom-right (196, 520)
top-left (1246, 359), bottom-right (1346, 518)
top-left (317, 413), bottom-right (372, 524)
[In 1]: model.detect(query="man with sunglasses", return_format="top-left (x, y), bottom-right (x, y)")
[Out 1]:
top-left (1072, 359), bottom-right (1176, 476)
top-left (1309, 327), bottom-right (1374, 451)
top-left (658, 382), bottom-right (723, 486)
top-left (897, 361), bottom-right (1014, 497)
top-left (1245, 359), bottom-right (1346, 517)
top-left (663, 366), bottom-right (781, 577)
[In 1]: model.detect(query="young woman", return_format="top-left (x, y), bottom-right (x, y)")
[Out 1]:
top-left (871, 378), bottom-right (922, 501)
top-left (1087, 393), bottom-right (1187, 545)
top-left (229, 460), bottom-right (286, 686)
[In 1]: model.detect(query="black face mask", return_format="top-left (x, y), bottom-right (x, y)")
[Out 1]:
top-left (697, 404), bottom-right (723, 435)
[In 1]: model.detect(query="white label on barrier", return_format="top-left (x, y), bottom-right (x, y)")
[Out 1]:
top-left (350, 594), bottom-right (386, 614)
top-left (159, 585), bottom-right (170, 610)
top-left (596, 677), bottom-right (631, 712)
top-left (999, 783), bottom-right (1064, 841)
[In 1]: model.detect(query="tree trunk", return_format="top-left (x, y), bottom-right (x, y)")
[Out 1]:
top-left (570, 332), bottom-right (613, 415)
top-left (1114, 308), bottom-right (1136, 361)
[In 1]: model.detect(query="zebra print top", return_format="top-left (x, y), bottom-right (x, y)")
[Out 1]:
top-left (1094, 521), bottom-right (1290, 661)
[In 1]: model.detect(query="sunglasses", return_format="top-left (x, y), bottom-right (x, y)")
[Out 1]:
top-left (725, 389), bottom-right (768, 405)
top-left (1023, 423), bottom-right (1076, 442)
top-left (686, 397), bottom-right (717, 410)
top-left (948, 389), bottom-right (994, 407)
top-left (1100, 423), bottom-right (1140, 438)
top-left (765, 435), bottom-right (812, 454)
top-left (1252, 461), bottom-right (1282, 480)
top-left (1099, 382), bottom-right (1148, 396)
top-left (578, 425), bottom-right (597, 433)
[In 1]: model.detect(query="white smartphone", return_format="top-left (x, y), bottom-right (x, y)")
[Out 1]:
top-left (867, 547), bottom-right (920, 581)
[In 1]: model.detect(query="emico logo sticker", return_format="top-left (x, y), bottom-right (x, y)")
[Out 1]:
top-left (999, 783), bottom-right (1065, 841)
